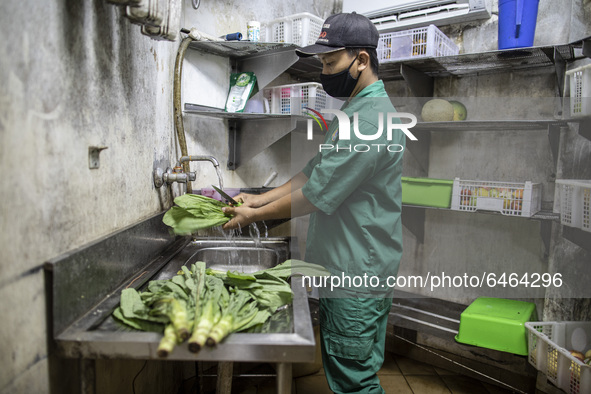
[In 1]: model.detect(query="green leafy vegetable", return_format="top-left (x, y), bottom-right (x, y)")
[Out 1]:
top-left (113, 259), bottom-right (330, 357)
top-left (162, 194), bottom-right (236, 235)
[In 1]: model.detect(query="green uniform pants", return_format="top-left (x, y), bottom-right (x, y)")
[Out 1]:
top-left (319, 297), bottom-right (392, 394)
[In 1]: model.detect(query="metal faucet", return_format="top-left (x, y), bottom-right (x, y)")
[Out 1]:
top-left (153, 155), bottom-right (223, 190)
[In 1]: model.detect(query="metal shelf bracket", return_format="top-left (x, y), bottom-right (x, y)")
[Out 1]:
top-left (228, 121), bottom-right (238, 170)
top-left (401, 206), bottom-right (426, 243)
top-left (400, 64), bottom-right (434, 98)
top-left (548, 123), bottom-right (563, 170)
top-left (583, 38), bottom-right (591, 58)
top-left (578, 118), bottom-right (591, 142)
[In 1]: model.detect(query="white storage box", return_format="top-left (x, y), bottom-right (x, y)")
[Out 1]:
top-left (526, 321), bottom-right (591, 394)
top-left (262, 12), bottom-right (323, 47)
top-left (554, 180), bottom-right (591, 232)
top-left (565, 64), bottom-right (591, 118)
top-left (263, 82), bottom-right (328, 116)
top-left (377, 24), bottom-right (459, 63)
top-left (450, 178), bottom-right (541, 217)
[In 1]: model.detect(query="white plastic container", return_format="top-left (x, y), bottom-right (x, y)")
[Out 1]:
top-left (262, 12), bottom-right (323, 47)
top-left (247, 21), bottom-right (261, 42)
top-left (263, 82), bottom-right (328, 116)
top-left (450, 178), bottom-right (541, 217)
top-left (526, 321), bottom-right (591, 394)
top-left (554, 179), bottom-right (591, 232)
top-left (565, 64), bottom-right (591, 118)
top-left (377, 24), bottom-right (459, 63)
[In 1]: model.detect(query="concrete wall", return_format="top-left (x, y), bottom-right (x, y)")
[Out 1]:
top-left (0, 0), bottom-right (589, 392)
top-left (0, 1), bottom-right (177, 392)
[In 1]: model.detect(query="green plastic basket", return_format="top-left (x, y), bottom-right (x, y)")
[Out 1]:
top-left (455, 297), bottom-right (538, 356)
top-left (401, 177), bottom-right (453, 208)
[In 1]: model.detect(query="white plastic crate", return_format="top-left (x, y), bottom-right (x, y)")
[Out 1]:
top-left (554, 180), bottom-right (591, 232)
top-left (450, 178), bottom-right (541, 217)
top-left (263, 82), bottom-right (328, 116)
top-left (526, 321), bottom-right (591, 394)
top-left (261, 12), bottom-right (323, 47)
top-left (565, 64), bottom-right (591, 118)
top-left (377, 24), bottom-right (459, 63)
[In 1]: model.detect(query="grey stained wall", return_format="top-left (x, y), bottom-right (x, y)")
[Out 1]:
top-left (0, 0), bottom-right (589, 393)
top-left (0, 1), bottom-right (177, 392)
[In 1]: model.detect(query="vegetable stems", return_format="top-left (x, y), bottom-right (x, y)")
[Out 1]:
top-left (113, 259), bottom-right (330, 358)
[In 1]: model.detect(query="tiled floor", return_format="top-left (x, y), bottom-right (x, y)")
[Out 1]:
top-left (238, 351), bottom-right (516, 393)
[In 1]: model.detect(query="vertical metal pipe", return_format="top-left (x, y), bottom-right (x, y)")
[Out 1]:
top-left (216, 362), bottom-right (233, 394)
top-left (174, 36), bottom-right (193, 193)
top-left (275, 362), bottom-right (293, 394)
top-left (79, 359), bottom-right (96, 394)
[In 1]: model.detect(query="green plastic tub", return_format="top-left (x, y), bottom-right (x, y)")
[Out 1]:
top-left (455, 297), bottom-right (538, 356)
top-left (401, 177), bottom-right (454, 208)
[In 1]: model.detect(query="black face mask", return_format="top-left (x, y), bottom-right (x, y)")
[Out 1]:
top-left (320, 56), bottom-right (361, 98)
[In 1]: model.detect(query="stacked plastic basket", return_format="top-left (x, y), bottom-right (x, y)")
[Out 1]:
top-left (377, 24), bottom-right (459, 63)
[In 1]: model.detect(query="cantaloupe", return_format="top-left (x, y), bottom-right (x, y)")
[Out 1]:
top-left (449, 100), bottom-right (467, 121)
top-left (421, 99), bottom-right (454, 122)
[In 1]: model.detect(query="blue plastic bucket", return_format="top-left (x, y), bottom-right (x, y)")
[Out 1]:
top-left (498, 0), bottom-right (540, 49)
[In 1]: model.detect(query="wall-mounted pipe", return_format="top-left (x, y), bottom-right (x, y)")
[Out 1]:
top-left (173, 36), bottom-right (193, 192)
top-left (173, 29), bottom-right (223, 194)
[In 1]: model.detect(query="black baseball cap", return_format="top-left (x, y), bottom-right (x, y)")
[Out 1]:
top-left (296, 12), bottom-right (379, 57)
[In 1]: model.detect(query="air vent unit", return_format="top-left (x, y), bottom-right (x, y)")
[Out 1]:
top-left (342, 0), bottom-right (491, 32)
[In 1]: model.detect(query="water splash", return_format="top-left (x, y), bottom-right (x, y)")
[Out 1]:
top-left (261, 221), bottom-right (269, 239)
top-left (214, 165), bottom-right (224, 191)
top-left (249, 223), bottom-right (262, 245)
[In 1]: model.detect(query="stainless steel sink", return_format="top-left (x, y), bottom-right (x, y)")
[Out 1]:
top-left (152, 237), bottom-right (291, 280)
top-left (45, 213), bottom-right (312, 394)
top-left (185, 238), bottom-right (288, 272)
top-left (187, 247), bottom-right (279, 272)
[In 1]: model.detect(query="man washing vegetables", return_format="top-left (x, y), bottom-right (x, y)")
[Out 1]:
top-left (222, 12), bottom-right (405, 394)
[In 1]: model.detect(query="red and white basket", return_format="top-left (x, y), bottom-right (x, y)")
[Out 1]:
top-left (526, 321), bottom-right (591, 394)
top-left (450, 178), bottom-right (541, 217)
top-left (377, 24), bottom-right (459, 63)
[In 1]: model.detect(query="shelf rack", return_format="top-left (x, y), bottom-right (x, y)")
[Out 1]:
top-left (288, 38), bottom-right (589, 97)
top-left (402, 204), bottom-right (559, 250)
top-left (188, 41), bottom-right (300, 89)
top-left (185, 42), bottom-right (302, 169)
top-left (185, 38), bottom-right (589, 169)
top-left (184, 104), bottom-right (307, 169)
top-left (406, 120), bottom-right (568, 178)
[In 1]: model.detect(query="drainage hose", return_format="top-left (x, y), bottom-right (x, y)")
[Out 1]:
top-left (173, 36), bottom-right (193, 193)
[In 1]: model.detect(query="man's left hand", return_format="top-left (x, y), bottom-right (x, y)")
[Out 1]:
top-left (222, 206), bottom-right (257, 230)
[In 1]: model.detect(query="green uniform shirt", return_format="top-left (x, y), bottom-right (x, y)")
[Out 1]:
top-left (301, 80), bottom-right (404, 293)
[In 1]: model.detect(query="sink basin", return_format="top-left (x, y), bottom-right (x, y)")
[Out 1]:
top-left (153, 237), bottom-right (292, 280)
top-left (186, 247), bottom-right (280, 273)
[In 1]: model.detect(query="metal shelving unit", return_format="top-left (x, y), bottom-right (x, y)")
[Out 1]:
top-left (360, 37), bottom-right (589, 244)
top-left (184, 104), bottom-right (307, 169)
top-left (401, 203), bottom-right (559, 248)
top-left (411, 120), bottom-right (567, 131)
top-left (185, 42), bottom-right (302, 169)
top-left (186, 38), bottom-right (589, 169)
top-left (287, 38), bottom-right (589, 96)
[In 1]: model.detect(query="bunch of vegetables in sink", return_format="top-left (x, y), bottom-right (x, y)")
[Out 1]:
top-left (113, 260), bottom-right (329, 357)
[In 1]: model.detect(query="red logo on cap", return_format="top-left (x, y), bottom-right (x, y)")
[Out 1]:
top-left (319, 31), bottom-right (327, 38)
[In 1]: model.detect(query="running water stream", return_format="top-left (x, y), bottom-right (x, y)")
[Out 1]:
top-left (209, 195), bottom-right (271, 273)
